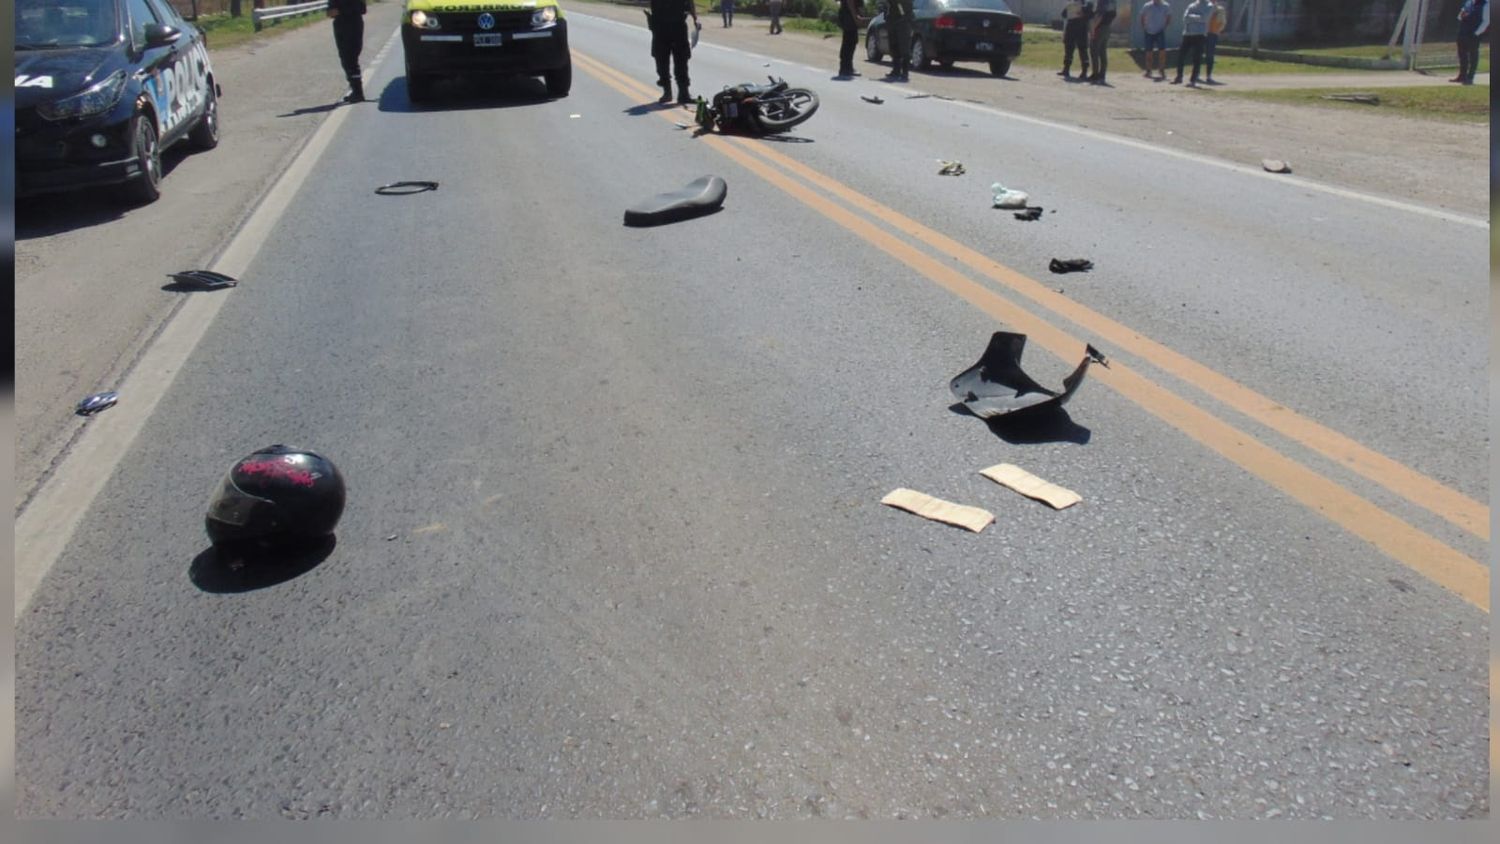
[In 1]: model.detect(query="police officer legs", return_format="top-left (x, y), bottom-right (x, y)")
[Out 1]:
top-left (888, 0), bottom-right (913, 80)
top-left (837, 0), bottom-right (859, 76)
top-left (328, 0), bottom-right (366, 103)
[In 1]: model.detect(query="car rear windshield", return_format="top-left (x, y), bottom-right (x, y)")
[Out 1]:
top-left (16, 0), bottom-right (120, 49)
top-left (938, 0), bottom-right (1014, 12)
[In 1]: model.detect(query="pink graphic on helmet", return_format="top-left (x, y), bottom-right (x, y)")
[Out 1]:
top-left (238, 458), bottom-right (320, 488)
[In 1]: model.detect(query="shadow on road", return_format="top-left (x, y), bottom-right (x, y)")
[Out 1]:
top-left (949, 403), bottom-right (1092, 445)
top-left (377, 75), bottom-right (561, 113)
top-left (276, 102), bottom-right (342, 118)
top-left (189, 536), bottom-right (337, 594)
top-left (15, 150), bottom-right (189, 240)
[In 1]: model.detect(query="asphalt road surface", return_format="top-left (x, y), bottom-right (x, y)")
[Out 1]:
top-left (14, 11), bottom-right (1489, 820)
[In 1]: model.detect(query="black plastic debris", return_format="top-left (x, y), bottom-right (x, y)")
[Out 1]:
top-left (76, 391), bottom-right (119, 416)
top-left (168, 269), bottom-right (238, 290)
top-left (861, 95), bottom-right (885, 104)
top-left (624, 175), bottom-right (727, 227)
top-left (1014, 206), bottom-right (1044, 221)
top-left (950, 332), bottom-right (1109, 420)
top-left (1049, 258), bottom-right (1093, 273)
top-left (375, 181), bottom-right (440, 195)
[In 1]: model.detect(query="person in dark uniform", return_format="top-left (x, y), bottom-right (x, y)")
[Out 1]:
top-left (837, 0), bottom-right (861, 77)
top-left (648, 0), bottom-right (701, 104)
top-left (886, 0), bottom-right (913, 82)
top-left (326, 0), bottom-right (366, 103)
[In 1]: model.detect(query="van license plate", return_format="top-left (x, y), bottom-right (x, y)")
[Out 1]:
top-left (475, 34), bottom-right (504, 46)
top-left (976, 41), bottom-right (994, 51)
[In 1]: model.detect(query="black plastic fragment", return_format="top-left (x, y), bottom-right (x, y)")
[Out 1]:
top-left (623, 175), bottom-right (728, 227)
top-left (1049, 258), bottom-right (1093, 273)
top-left (76, 391), bottom-right (119, 417)
top-left (949, 332), bottom-right (1108, 420)
top-left (168, 269), bottom-right (239, 290)
top-left (1014, 206), bottom-right (1044, 221)
top-left (375, 181), bottom-right (439, 195)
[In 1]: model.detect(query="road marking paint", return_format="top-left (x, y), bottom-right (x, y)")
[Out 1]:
top-left (13, 28), bottom-right (405, 621)
top-left (727, 140), bottom-right (1490, 542)
top-left (569, 12), bottom-right (1487, 229)
top-left (573, 50), bottom-right (1489, 610)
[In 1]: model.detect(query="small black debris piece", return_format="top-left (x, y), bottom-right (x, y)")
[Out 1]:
top-left (168, 270), bottom-right (238, 290)
top-left (949, 332), bottom-right (1108, 420)
top-left (76, 391), bottom-right (119, 416)
top-left (375, 181), bottom-right (440, 195)
top-left (624, 175), bottom-right (728, 227)
top-left (861, 95), bottom-right (885, 104)
top-left (1049, 258), bottom-right (1093, 273)
top-left (1014, 206), bottom-right (1044, 221)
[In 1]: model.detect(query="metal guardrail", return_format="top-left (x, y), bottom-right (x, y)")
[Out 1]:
top-left (252, 1), bottom-right (326, 32)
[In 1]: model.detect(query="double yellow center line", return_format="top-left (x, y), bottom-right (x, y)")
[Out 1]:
top-left (571, 49), bottom-right (1490, 611)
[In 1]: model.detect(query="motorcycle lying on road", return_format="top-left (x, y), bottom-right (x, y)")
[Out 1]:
top-left (694, 77), bottom-right (820, 135)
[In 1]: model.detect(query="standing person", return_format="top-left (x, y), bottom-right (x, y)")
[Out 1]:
top-left (1087, 0), bottom-right (1117, 83)
top-left (1138, 0), bottom-right (1170, 80)
top-left (886, 0), bottom-right (913, 81)
top-left (721, 0), bottom-right (734, 27)
top-left (1204, 0), bottom-right (1226, 84)
top-left (326, 0), bottom-right (366, 103)
top-left (1173, 0), bottom-right (1212, 86)
top-left (1059, 0), bottom-right (1093, 79)
top-left (769, 0), bottom-right (783, 34)
top-left (837, 0), bottom-right (862, 77)
top-left (649, 0), bottom-right (701, 104)
top-left (1454, 0), bottom-right (1490, 84)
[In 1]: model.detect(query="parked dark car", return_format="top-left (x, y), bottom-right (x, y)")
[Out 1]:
top-left (15, 0), bottom-right (220, 204)
top-left (866, 0), bottom-right (1024, 78)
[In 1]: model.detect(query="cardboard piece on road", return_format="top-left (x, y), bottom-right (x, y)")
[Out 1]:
top-left (881, 488), bottom-right (994, 533)
top-left (980, 463), bottom-right (1081, 510)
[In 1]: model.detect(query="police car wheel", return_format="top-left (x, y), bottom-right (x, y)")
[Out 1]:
top-left (188, 83), bottom-right (220, 151)
top-left (123, 112), bottom-right (163, 205)
top-left (866, 30), bottom-right (884, 62)
top-left (911, 38), bottom-right (931, 70)
top-left (989, 59), bottom-right (1011, 78)
top-left (544, 62), bottom-right (572, 98)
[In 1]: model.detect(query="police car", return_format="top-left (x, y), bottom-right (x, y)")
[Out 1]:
top-left (15, 0), bottom-right (220, 204)
top-left (402, 0), bottom-right (571, 102)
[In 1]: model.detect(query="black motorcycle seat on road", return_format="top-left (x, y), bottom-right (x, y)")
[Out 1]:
top-left (623, 175), bottom-right (728, 227)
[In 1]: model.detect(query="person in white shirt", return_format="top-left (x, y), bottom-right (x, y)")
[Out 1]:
top-left (1139, 0), bottom-right (1171, 80)
top-left (1173, 0), bottom-right (1214, 87)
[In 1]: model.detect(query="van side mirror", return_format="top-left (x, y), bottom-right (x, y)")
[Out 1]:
top-left (144, 23), bottom-right (182, 48)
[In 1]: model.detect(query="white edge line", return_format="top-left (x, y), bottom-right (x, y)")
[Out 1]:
top-left (13, 28), bottom-right (402, 621)
top-left (573, 12), bottom-right (1488, 229)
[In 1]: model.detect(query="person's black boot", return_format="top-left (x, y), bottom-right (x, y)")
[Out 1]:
top-left (677, 86), bottom-right (692, 105)
top-left (658, 81), bottom-right (672, 104)
top-left (343, 75), bottom-right (365, 103)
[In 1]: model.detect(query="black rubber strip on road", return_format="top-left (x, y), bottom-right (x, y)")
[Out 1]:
top-left (375, 181), bottom-right (440, 196)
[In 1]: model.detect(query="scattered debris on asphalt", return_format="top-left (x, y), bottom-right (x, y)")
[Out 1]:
top-left (881, 488), bottom-right (994, 532)
top-left (75, 391), bottom-right (119, 417)
top-left (1261, 159), bottom-right (1292, 174)
top-left (938, 160), bottom-right (966, 176)
top-left (862, 95), bottom-right (885, 104)
top-left (385, 534), bottom-right (398, 541)
top-left (1322, 93), bottom-right (1379, 105)
top-left (569, 114), bottom-right (581, 118)
top-left (991, 183), bottom-right (1030, 208)
top-left (1049, 258), bottom-right (1093, 273)
top-left (375, 181), bottom-right (439, 195)
top-left (167, 269), bottom-right (238, 290)
top-left (950, 332), bottom-right (1109, 420)
top-left (1014, 206), bottom-right (1044, 221)
top-left (980, 463), bottom-right (1082, 510)
top-left (675, 121), bottom-right (691, 129)
top-left (624, 175), bottom-right (728, 227)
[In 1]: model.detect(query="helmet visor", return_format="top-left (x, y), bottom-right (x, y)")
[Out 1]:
top-left (206, 472), bottom-right (274, 528)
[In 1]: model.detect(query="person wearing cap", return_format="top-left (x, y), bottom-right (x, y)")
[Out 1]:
top-left (649, 0), bottom-right (701, 104)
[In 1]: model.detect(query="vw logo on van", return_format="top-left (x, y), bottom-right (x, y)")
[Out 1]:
top-left (478, 13), bottom-right (495, 29)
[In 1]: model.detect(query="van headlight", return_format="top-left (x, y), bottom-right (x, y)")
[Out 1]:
top-left (36, 70), bottom-right (127, 121)
top-left (410, 10), bottom-right (439, 27)
top-left (531, 6), bottom-right (557, 26)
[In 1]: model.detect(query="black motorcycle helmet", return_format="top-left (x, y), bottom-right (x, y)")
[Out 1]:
top-left (205, 445), bottom-right (346, 546)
